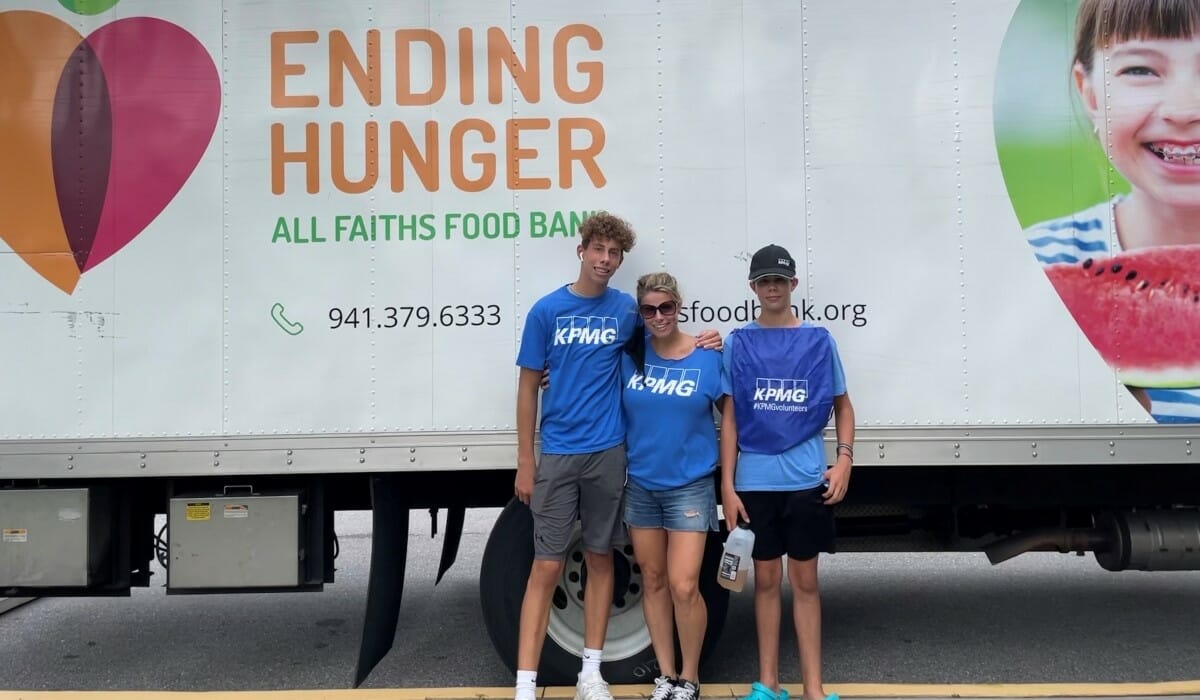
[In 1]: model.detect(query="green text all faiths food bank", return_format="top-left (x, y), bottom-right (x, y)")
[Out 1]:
top-left (271, 210), bottom-right (597, 243)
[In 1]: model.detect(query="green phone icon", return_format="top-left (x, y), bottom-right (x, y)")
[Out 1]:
top-left (270, 303), bottom-right (304, 336)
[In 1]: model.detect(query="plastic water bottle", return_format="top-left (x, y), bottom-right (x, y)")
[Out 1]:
top-left (717, 526), bottom-right (754, 592)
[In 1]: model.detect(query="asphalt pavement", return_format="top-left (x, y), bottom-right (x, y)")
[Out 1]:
top-left (2, 510), bottom-right (1200, 697)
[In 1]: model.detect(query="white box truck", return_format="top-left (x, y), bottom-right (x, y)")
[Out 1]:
top-left (2, 0), bottom-right (1199, 686)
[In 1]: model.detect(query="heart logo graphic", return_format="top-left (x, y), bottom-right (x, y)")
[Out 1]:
top-left (995, 0), bottom-right (1200, 424)
top-left (0, 10), bottom-right (220, 294)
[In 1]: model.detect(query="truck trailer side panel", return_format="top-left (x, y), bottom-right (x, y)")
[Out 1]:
top-left (0, 0), bottom-right (1169, 438)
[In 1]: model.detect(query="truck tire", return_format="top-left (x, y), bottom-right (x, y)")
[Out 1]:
top-left (480, 498), bottom-right (730, 685)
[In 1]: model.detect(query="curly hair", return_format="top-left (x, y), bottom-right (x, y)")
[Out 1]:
top-left (636, 271), bottom-right (683, 305)
top-left (579, 211), bottom-right (637, 253)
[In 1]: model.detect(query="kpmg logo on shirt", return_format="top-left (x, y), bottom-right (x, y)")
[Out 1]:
top-left (753, 378), bottom-right (808, 412)
top-left (554, 316), bottom-right (619, 345)
top-left (627, 365), bottom-right (699, 397)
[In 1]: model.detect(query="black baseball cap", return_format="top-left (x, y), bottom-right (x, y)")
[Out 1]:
top-left (748, 244), bottom-right (796, 281)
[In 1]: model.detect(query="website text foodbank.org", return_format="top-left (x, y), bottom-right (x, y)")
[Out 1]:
top-left (678, 300), bottom-right (868, 327)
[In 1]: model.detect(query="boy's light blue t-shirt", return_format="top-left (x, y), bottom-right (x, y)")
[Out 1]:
top-left (516, 285), bottom-right (638, 455)
top-left (621, 345), bottom-right (724, 491)
top-left (721, 321), bottom-right (847, 491)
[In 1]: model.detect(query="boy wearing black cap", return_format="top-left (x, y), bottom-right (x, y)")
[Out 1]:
top-left (719, 244), bottom-right (855, 700)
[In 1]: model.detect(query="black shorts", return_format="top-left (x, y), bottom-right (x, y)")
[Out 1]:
top-left (739, 486), bottom-right (836, 561)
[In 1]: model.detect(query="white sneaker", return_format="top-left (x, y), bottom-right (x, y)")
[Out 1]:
top-left (650, 676), bottom-right (676, 700)
top-left (575, 672), bottom-right (614, 700)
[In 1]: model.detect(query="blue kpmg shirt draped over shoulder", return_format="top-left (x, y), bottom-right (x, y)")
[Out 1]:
top-left (721, 321), bottom-right (847, 491)
top-left (516, 285), bottom-right (638, 455)
top-left (620, 345), bottom-right (725, 491)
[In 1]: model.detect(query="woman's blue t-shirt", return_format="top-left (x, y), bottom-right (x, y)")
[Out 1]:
top-left (621, 345), bottom-right (724, 491)
top-left (516, 285), bottom-right (638, 455)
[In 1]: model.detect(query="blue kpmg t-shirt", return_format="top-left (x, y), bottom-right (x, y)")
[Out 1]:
top-left (621, 345), bottom-right (725, 491)
top-left (516, 285), bottom-right (638, 454)
top-left (721, 321), bottom-right (847, 491)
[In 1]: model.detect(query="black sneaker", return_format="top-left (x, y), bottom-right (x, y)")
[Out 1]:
top-left (650, 675), bottom-right (676, 700)
top-left (672, 679), bottom-right (700, 700)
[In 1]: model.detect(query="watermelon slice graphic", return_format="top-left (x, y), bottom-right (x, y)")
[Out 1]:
top-left (1045, 245), bottom-right (1200, 389)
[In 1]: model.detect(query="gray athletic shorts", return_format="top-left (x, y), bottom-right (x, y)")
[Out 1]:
top-left (531, 444), bottom-right (628, 560)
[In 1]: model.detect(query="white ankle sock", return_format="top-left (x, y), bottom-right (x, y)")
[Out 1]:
top-left (580, 648), bottom-right (603, 678)
top-left (516, 669), bottom-right (537, 700)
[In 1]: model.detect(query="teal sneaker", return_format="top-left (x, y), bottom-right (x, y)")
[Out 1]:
top-left (741, 682), bottom-right (786, 700)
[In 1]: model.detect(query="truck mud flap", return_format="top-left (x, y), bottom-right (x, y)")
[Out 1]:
top-left (353, 475), bottom-right (410, 688)
top-left (435, 506), bottom-right (465, 584)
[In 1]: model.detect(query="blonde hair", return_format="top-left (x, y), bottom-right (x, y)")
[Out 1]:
top-left (636, 271), bottom-right (683, 305)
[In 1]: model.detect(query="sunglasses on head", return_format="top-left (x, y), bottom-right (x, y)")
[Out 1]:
top-left (639, 300), bottom-right (679, 319)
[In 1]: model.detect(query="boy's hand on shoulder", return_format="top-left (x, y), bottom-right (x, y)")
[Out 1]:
top-left (695, 329), bottom-right (723, 351)
top-left (823, 456), bottom-right (852, 505)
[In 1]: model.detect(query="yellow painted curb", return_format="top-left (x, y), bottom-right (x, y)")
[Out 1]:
top-left (611, 682), bottom-right (1200, 698)
top-left (674, 681), bottom-right (1200, 698)
top-left (3, 681), bottom-right (1200, 699)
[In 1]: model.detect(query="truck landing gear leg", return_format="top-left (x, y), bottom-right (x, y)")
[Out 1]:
top-left (436, 506), bottom-right (466, 584)
top-left (353, 475), bottom-right (410, 687)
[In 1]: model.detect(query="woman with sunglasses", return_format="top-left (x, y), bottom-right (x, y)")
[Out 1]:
top-left (621, 272), bottom-right (727, 700)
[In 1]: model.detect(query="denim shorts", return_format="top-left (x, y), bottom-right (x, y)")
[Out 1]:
top-left (624, 474), bottom-right (719, 532)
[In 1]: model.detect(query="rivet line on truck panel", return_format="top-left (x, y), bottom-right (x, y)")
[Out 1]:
top-left (952, 4), bottom-right (967, 412)
top-left (801, 10), bottom-right (811, 296)
top-left (368, 5), bottom-right (378, 426)
top-left (657, 0), bottom-right (664, 252)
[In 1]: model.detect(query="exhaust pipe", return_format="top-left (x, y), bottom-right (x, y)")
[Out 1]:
top-left (984, 528), bottom-right (1108, 565)
top-left (984, 511), bottom-right (1200, 571)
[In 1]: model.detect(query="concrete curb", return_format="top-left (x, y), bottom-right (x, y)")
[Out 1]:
top-left (0, 597), bottom-right (33, 615)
